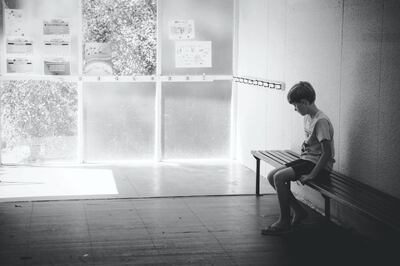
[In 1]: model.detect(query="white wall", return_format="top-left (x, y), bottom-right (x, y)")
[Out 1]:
top-left (236, 0), bottom-right (267, 170)
top-left (236, 0), bottom-right (290, 177)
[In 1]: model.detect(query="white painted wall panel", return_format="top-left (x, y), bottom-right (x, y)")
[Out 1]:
top-left (378, 0), bottom-right (400, 198)
top-left (236, 0), bottom-right (269, 170)
top-left (237, 0), bottom-right (268, 76)
top-left (235, 0), bottom-right (291, 173)
top-left (286, 0), bottom-right (342, 167)
top-left (236, 84), bottom-right (267, 168)
top-left (339, 0), bottom-right (382, 186)
top-left (265, 0), bottom-right (291, 150)
top-left (266, 0), bottom-right (286, 81)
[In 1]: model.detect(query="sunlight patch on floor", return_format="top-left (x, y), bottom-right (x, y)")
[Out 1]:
top-left (0, 167), bottom-right (118, 198)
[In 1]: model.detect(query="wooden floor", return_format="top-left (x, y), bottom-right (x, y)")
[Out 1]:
top-left (0, 195), bottom-right (395, 266)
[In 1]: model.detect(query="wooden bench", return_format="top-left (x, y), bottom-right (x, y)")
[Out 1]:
top-left (251, 150), bottom-right (400, 232)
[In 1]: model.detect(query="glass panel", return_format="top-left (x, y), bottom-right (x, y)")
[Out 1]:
top-left (162, 80), bottom-right (231, 159)
top-left (82, 0), bottom-right (157, 75)
top-left (0, 80), bottom-right (78, 164)
top-left (161, 0), bottom-right (233, 75)
top-left (84, 82), bottom-right (155, 161)
top-left (1, 0), bottom-right (80, 75)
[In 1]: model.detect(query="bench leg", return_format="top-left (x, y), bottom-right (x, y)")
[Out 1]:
top-left (323, 195), bottom-right (330, 220)
top-left (255, 157), bottom-right (260, 196)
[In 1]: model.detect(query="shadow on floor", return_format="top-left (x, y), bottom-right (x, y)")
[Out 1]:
top-left (281, 220), bottom-right (397, 266)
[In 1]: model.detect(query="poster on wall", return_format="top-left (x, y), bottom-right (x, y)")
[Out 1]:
top-left (5, 9), bottom-right (25, 36)
top-left (43, 35), bottom-right (71, 56)
top-left (169, 20), bottom-right (195, 40)
top-left (7, 58), bottom-right (33, 73)
top-left (43, 19), bottom-right (70, 35)
top-left (175, 41), bottom-right (212, 68)
top-left (44, 58), bottom-right (70, 75)
top-left (83, 42), bottom-right (113, 75)
top-left (6, 37), bottom-right (33, 54)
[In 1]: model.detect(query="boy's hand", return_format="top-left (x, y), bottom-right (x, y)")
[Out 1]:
top-left (299, 174), bottom-right (315, 185)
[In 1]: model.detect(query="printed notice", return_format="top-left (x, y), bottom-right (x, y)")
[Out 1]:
top-left (84, 42), bottom-right (113, 75)
top-left (44, 58), bottom-right (70, 75)
top-left (175, 41), bottom-right (212, 68)
top-left (7, 37), bottom-right (33, 54)
top-left (5, 9), bottom-right (25, 36)
top-left (43, 19), bottom-right (70, 35)
top-left (169, 20), bottom-right (195, 40)
top-left (7, 58), bottom-right (33, 73)
top-left (43, 35), bottom-right (71, 56)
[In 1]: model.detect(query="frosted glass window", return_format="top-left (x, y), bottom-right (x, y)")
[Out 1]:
top-left (84, 82), bottom-right (155, 161)
top-left (161, 0), bottom-right (233, 75)
top-left (0, 80), bottom-right (78, 164)
top-left (162, 81), bottom-right (231, 159)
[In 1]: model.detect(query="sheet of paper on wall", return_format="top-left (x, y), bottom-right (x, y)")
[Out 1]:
top-left (43, 19), bottom-right (70, 35)
top-left (6, 36), bottom-right (33, 54)
top-left (44, 58), bottom-right (70, 75)
top-left (83, 42), bottom-right (113, 75)
top-left (43, 35), bottom-right (71, 56)
top-left (169, 20), bottom-right (195, 40)
top-left (5, 9), bottom-right (25, 36)
top-left (175, 41), bottom-right (212, 68)
top-left (7, 58), bottom-right (33, 73)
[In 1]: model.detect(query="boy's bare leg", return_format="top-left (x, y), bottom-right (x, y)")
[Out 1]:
top-left (270, 168), bottom-right (297, 228)
top-left (267, 167), bottom-right (307, 224)
top-left (287, 186), bottom-right (308, 224)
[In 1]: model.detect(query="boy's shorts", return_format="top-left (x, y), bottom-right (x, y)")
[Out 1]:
top-left (285, 159), bottom-right (330, 181)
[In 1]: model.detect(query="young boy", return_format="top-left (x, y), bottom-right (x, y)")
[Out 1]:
top-left (261, 81), bottom-right (335, 235)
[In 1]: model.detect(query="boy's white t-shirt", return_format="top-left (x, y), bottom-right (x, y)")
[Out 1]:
top-left (300, 110), bottom-right (335, 171)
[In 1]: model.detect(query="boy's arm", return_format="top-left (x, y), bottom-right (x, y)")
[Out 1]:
top-left (300, 140), bottom-right (332, 184)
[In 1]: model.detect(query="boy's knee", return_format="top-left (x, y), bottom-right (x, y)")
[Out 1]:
top-left (267, 172), bottom-right (275, 184)
top-left (273, 172), bottom-right (289, 186)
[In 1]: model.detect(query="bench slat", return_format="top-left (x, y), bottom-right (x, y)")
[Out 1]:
top-left (303, 176), bottom-right (400, 228)
top-left (276, 150), bottom-right (297, 161)
top-left (325, 174), bottom-right (400, 220)
top-left (330, 172), bottom-right (400, 207)
top-left (252, 151), bottom-right (287, 167)
top-left (313, 180), bottom-right (398, 219)
top-left (306, 181), bottom-right (399, 227)
top-left (263, 152), bottom-right (288, 166)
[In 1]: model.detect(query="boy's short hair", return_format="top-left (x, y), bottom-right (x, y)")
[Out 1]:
top-left (287, 81), bottom-right (316, 104)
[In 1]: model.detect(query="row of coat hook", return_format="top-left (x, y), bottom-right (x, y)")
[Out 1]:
top-left (233, 76), bottom-right (284, 90)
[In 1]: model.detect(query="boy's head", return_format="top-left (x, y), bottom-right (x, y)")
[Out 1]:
top-left (287, 81), bottom-right (316, 115)
top-left (287, 81), bottom-right (315, 104)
